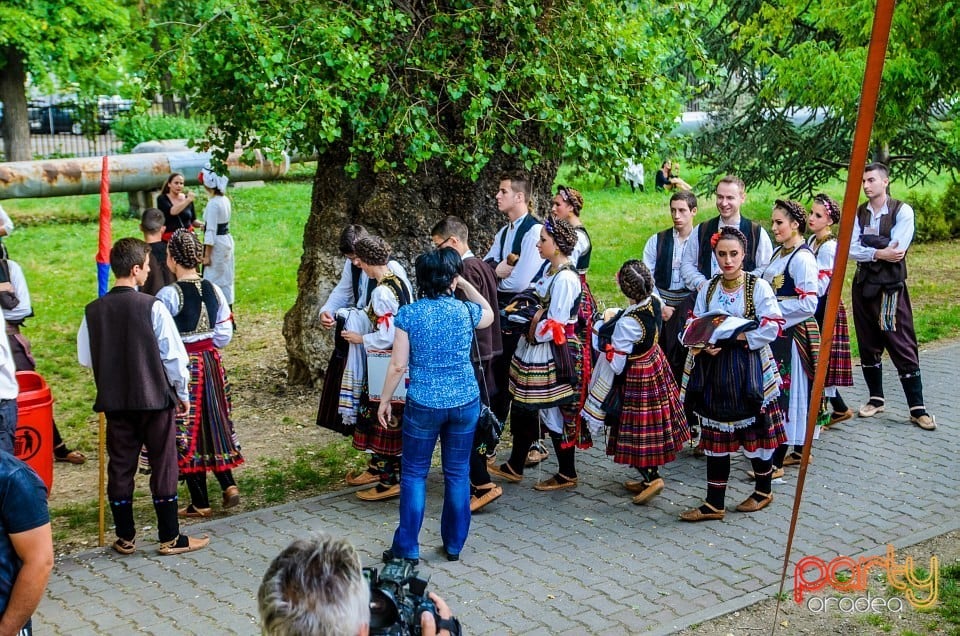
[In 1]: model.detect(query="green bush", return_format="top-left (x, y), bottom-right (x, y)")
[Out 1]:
top-left (910, 181), bottom-right (960, 243)
top-left (111, 114), bottom-right (209, 153)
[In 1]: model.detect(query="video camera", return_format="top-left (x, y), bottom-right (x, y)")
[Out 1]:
top-left (365, 559), bottom-right (438, 636)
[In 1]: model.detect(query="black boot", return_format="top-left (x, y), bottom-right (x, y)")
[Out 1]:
top-left (900, 372), bottom-right (936, 429)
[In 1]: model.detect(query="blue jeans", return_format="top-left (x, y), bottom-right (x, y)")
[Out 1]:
top-left (0, 398), bottom-right (18, 455)
top-left (391, 396), bottom-right (479, 559)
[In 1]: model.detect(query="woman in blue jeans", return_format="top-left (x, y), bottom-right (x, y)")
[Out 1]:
top-left (378, 248), bottom-right (494, 563)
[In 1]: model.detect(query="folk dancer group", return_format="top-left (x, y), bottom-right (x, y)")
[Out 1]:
top-left (314, 163), bottom-right (935, 545)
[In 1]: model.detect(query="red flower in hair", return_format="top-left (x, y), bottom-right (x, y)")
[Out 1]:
top-left (710, 231), bottom-right (721, 249)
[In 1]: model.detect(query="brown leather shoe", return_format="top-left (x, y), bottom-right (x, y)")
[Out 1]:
top-left (781, 453), bottom-right (810, 467)
top-left (356, 483), bottom-right (401, 501)
top-left (631, 478), bottom-right (664, 505)
top-left (470, 484), bottom-right (503, 512)
top-left (488, 462), bottom-right (523, 483)
top-left (222, 485), bottom-right (241, 509)
top-left (178, 505), bottom-right (212, 518)
top-left (624, 479), bottom-right (647, 493)
top-left (534, 474), bottom-right (578, 491)
top-left (679, 502), bottom-right (725, 522)
top-left (736, 492), bottom-right (773, 512)
top-left (525, 442), bottom-right (550, 467)
top-left (824, 409), bottom-right (854, 427)
top-left (910, 413), bottom-right (937, 431)
top-left (158, 533), bottom-right (210, 556)
top-left (345, 469), bottom-right (379, 486)
top-left (858, 401), bottom-right (885, 417)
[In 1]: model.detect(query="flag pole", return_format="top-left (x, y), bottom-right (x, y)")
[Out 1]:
top-left (97, 156), bottom-right (111, 547)
top-left (773, 0), bottom-right (897, 631)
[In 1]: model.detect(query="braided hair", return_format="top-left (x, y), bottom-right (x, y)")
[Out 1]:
top-left (774, 199), bottom-right (808, 233)
top-left (556, 185), bottom-right (584, 216)
top-left (543, 216), bottom-right (578, 256)
top-left (167, 229), bottom-right (204, 269)
top-left (813, 193), bottom-right (841, 224)
top-left (353, 235), bottom-right (391, 266)
top-left (617, 259), bottom-right (654, 303)
top-left (712, 225), bottom-right (748, 252)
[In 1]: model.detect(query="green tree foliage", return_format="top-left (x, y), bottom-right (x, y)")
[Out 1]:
top-left (158, 0), bottom-right (689, 178)
top-left (0, 0), bottom-right (129, 160)
top-left (689, 0), bottom-right (960, 196)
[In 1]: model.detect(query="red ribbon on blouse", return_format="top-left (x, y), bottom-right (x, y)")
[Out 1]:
top-left (794, 288), bottom-right (817, 299)
top-left (538, 319), bottom-right (568, 345)
top-left (817, 269), bottom-right (833, 280)
top-left (604, 343), bottom-right (628, 362)
top-left (377, 313), bottom-right (393, 329)
top-left (761, 315), bottom-right (787, 337)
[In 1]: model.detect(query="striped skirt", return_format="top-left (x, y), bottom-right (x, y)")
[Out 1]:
top-left (825, 302), bottom-right (854, 388)
top-left (177, 344), bottom-right (244, 475)
top-left (510, 336), bottom-right (579, 409)
top-left (606, 346), bottom-right (690, 468)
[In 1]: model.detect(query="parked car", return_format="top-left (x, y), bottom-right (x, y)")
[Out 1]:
top-left (30, 104), bottom-right (85, 134)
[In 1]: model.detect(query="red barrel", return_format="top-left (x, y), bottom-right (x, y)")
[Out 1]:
top-left (14, 371), bottom-right (54, 492)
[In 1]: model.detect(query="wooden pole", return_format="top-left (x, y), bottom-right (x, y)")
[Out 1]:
top-left (773, 0), bottom-right (897, 631)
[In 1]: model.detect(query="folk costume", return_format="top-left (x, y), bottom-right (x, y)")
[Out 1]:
top-left (200, 168), bottom-right (235, 305)
top-left (340, 271), bottom-right (413, 492)
top-left (571, 226), bottom-right (597, 374)
top-left (316, 259), bottom-right (409, 436)
top-left (157, 278), bottom-right (243, 513)
top-left (849, 197), bottom-right (934, 428)
top-left (760, 243), bottom-right (825, 464)
top-left (498, 262), bottom-right (589, 488)
top-left (807, 233), bottom-right (854, 418)
top-left (581, 296), bottom-right (689, 502)
top-left (643, 228), bottom-right (697, 383)
top-left (78, 286), bottom-right (197, 550)
top-left (157, 193), bottom-right (196, 243)
top-left (679, 273), bottom-right (786, 520)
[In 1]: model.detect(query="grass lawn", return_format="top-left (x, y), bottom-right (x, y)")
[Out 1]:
top-left (1, 163), bottom-right (957, 526)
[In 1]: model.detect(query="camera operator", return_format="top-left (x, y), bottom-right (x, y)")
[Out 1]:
top-left (259, 534), bottom-right (459, 636)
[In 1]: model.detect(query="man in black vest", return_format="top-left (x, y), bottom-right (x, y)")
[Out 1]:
top-left (78, 238), bottom-right (209, 555)
top-left (482, 172), bottom-right (546, 425)
top-left (680, 175), bottom-right (773, 292)
top-left (642, 190), bottom-right (698, 384)
top-left (850, 163), bottom-right (935, 430)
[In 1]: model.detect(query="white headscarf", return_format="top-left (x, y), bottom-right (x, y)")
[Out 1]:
top-left (199, 163), bottom-right (229, 194)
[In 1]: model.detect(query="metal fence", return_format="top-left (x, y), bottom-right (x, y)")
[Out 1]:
top-left (0, 96), bottom-right (184, 161)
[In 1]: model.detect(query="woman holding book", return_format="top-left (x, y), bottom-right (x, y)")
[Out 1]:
top-left (679, 226), bottom-right (786, 522)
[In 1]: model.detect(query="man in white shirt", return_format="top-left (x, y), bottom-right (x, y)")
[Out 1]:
top-left (642, 191), bottom-right (698, 383)
top-left (680, 175), bottom-right (773, 292)
top-left (78, 238), bottom-right (208, 555)
top-left (849, 163), bottom-right (934, 430)
top-left (482, 172), bottom-right (546, 424)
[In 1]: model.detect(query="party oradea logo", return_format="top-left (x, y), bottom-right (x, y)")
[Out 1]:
top-left (794, 545), bottom-right (937, 613)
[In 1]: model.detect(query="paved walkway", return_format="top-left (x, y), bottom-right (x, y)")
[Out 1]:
top-left (35, 341), bottom-right (957, 635)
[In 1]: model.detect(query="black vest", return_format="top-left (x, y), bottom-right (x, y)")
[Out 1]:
top-left (768, 245), bottom-right (813, 299)
top-left (854, 198), bottom-right (907, 288)
top-left (498, 213), bottom-right (539, 261)
top-left (84, 287), bottom-right (178, 412)
top-left (698, 216), bottom-right (763, 276)
top-left (172, 279), bottom-right (220, 336)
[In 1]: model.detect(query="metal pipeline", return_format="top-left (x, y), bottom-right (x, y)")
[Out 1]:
top-left (0, 149), bottom-right (291, 200)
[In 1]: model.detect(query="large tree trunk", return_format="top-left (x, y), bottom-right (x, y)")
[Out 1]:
top-left (282, 144), bottom-right (558, 385)
top-left (0, 48), bottom-right (32, 162)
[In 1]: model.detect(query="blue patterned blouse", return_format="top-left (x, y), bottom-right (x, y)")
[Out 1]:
top-left (395, 295), bottom-right (482, 408)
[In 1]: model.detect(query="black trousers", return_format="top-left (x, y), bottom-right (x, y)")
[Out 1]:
top-left (851, 282), bottom-right (920, 374)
